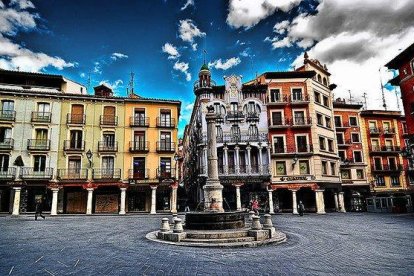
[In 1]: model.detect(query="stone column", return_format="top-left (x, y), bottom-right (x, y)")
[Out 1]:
top-left (267, 147), bottom-right (272, 174)
top-left (150, 185), bottom-right (157, 214)
top-left (334, 192), bottom-right (339, 211)
top-left (338, 192), bottom-right (346, 212)
top-left (86, 188), bottom-right (94, 215)
top-left (291, 189), bottom-right (298, 214)
top-left (170, 183), bottom-right (178, 213)
top-left (119, 187), bottom-right (127, 215)
top-left (246, 145), bottom-right (252, 174)
top-left (203, 147), bottom-right (208, 174)
top-left (315, 189), bottom-right (326, 214)
top-left (12, 187), bottom-right (21, 216)
top-left (268, 189), bottom-right (274, 214)
top-left (203, 105), bottom-right (224, 212)
top-left (223, 145), bottom-right (229, 174)
top-left (258, 146), bottom-right (263, 173)
top-left (233, 183), bottom-right (243, 211)
top-left (235, 145), bottom-right (240, 174)
top-left (50, 188), bottom-right (59, 216)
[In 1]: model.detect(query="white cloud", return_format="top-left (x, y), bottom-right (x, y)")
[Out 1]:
top-left (180, 0), bottom-right (194, 11)
top-left (110, 52), bottom-right (128, 60)
top-left (80, 72), bottom-right (86, 78)
top-left (265, 36), bottom-right (293, 49)
top-left (0, 5), bottom-right (38, 35)
top-left (99, 79), bottom-right (123, 91)
top-left (208, 57), bottom-right (241, 70)
top-left (93, 62), bottom-right (102, 74)
top-left (178, 19), bottom-right (206, 43)
top-left (286, 0), bottom-right (414, 111)
top-left (173, 61), bottom-right (191, 81)
top-left (273, 20), bottom-right (289, 34)
top-left (162, 43), bottom-right (180, 59)
top-left (185, 103), bottom-right (194, 111)
top-left (191, 43), bottom-right (197, 51)
top-left (226, 0), bottom-right (302, 29)
top-left (10, 0), bottom-right (35, 10)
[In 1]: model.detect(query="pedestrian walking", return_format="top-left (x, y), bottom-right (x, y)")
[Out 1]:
top-left (298, 200), bottom-right (305, 216)
top-left (251, 198), bottom-right (259, 215)
top-left (35, 198), bottom-right (45, 220)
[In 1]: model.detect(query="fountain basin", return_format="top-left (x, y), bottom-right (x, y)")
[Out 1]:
top-left (185, 211), bottom-right (245, 230)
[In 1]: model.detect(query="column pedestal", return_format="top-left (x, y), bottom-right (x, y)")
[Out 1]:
top-left (150, 185), bottom-right (157, 214)
top-left (51, 188), bottom-right (59, 216)
top-left (268, 189), bottom-right (274, 214)
top-left (171, 185), bottom-right (178, 213)
top-left (233, 183), bottom-right (243, 211)
top-left (119, 187), bottom-right (126, 215)
top-left (291, 190), bottom-right (298, 215)
top-left (12, 187), bottom-right (21, 216)
top-left (315, 189), bottom-right (326, 214)
top-left (86, 188), bottom-right (94, 215)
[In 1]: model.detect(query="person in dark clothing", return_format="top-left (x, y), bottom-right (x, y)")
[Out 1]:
top-left (35, 199), bottom-right (45, 220)
top-left (298, 201), bottom-right (305, 216)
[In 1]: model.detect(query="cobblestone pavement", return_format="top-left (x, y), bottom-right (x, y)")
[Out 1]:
top-left (0, 213), bottom-right (413, 275)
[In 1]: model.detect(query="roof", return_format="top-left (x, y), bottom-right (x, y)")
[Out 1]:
top-left (200, 64), bottom-right (209, 71)
top-left (0, 69), bottom-right (64, 79)
top-left (385, 42), bottom-right (414, 69)
top-left (333, 100), bottom-right (363, 110)
top-left (262, 71), bottom-right (316, 79)
top-left (360, 110), bottom-right (402, 117)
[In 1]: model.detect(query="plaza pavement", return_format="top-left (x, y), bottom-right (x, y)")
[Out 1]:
top-left (0, 213), bottom-right (413, 275)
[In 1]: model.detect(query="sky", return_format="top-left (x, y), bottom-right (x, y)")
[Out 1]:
top-left (1, 0), bottom-right (414, 137)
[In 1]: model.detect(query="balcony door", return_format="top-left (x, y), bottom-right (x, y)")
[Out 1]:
top-left (1, 100), bottom-right (14, 117)
top-left (70, 130), bottom-right (83, 149)
top-left (272, 112), bottom-right (282, 125)
top-left (133, 157), bottom-right (146, 179)
top-left (68, 157), bottom-right (81, 177)
top-left (160, 132), bottom-right (171, 151)
top-left (273, 136), bottom-right (285, 153)
top-left (239, 151), bottom-right (246, 173)
top-left (228, 151), bottom-right (235, 173)
top-left (103, 132), bottom-right (115, 148)
top-left (160, 110), bottom-right (171, 127)
top-left (0, 154), bottom-right (9, 172)
top-left (102, 156), bottom-right (115, 177)
top-left (292, 88), bottom-right (303, 101)
top-left (134, 108), bottom-right (145, 125)
top-left (0, 127), bottom-right (11, 142)
top-left (160, 157), bottom-right (171, 178)
top-left (35, 129), bottom-right (48, 148)
top-left (374, 157), bottom-right (382, 170)
top-left (294, 111), bottom-right (305, 125)
top-left (71, 104), bottom-right (84, 123)
top-left (33, 155), bottom-right (46, 172)
top-left (296, 135), bottom-right (308, 152)
top-left (388, 157), bottom-right (397, 170)
top-left (37, 102), bottom-right (50, 121)
top-left (371, 139), bottom-right (380, 150)
top-left (134, 131), bottom-right (145, 150)
top-left (103, 106), bottom-right (115, 125)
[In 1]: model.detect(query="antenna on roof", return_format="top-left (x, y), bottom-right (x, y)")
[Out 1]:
top-left (87, 71), bottom-right (91, 92)
top-left (363, 92), bottom-right (368, 110)
top-left (379, 67), bottom-right (387, 111)
top-left (128, 72), bottom-right (135, 95)
top-left (348, 89), bottom-right (352, 104)
top-left (394, 86), bottom-right (400, 110)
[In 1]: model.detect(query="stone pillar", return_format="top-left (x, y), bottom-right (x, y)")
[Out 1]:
top-left (170, 183), bottom-right (178, 213)
top-left (334, 192), bottom-right (339, 211)
top-left (268, 189), bottom-right (274, 214)
top-left (235, 145), bottom-right (240, 174)
top-left (246, 145), bottom-right (252, 174)
top-left (223, 145), bottom-right (229, 174)
top-left (203, 106), bottom-right (224, 212)
top-left (338, 192), bottom-right (346, 212)
top-left (150, 185), bottom-right (157, 214)
top-left (86, 188), bottom-right (94, 215)
top-left (267, 147), bottom-right (272, 173)
top-left (291, 189), bottom-right (298, 214)
top-left (233, 183), bottom-right (243, 211)
top-left (12, 187), bottom-right (21, 216)
top-left (119, 187), bottom-right (127, 215)
top-left (50, 188), bottom-right (59, 216)
top-left (57, 188), bottom-right (64, 213)
top-left (315, 189), bottom-right (326, 214)
top-left (203, 147), bottom-right (208, 174)
top-left (258, 146), bottom-right (263, 173)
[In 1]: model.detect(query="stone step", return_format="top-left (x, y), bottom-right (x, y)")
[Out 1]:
top-left (181, 236), bottom-right (255, 244)
top-left (185, 230), bottom-right (249, 239)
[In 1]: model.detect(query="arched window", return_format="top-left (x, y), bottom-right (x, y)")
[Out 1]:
top-left (243, 102), bottom-right (261, 115)
top-left (230, 124), bottom-right (241, 142)
top-left (317, 74), bottom-right (322, 83)
top-left (248, 124), bottom-right (259, 140)
top-left (323, 77), bottom-right (327, 86)
top-left (213, 103), bottom-right (226, 117)
top-left (216, 125), bottom-right (223, 142)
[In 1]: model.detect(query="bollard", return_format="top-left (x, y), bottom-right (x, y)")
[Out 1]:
top-left (172, 213), bottom-right (178, 223)
top-left (173, 218), bottom-right (184, 233)
top-left (248, 211), bottom-right (255, 221)
top-left (263, 214), bottom-right (273, 229)
top-left (160, 218), bottom-right (170, 232)
top-left (251, 215), bottom-right (262, 230)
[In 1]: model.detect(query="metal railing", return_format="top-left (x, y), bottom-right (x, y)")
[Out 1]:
top-left (0, 138), bottom-right (14, 150)
top-left (100, 115), bottom-right (118, 126)
top-left (27, 139), bottom-right (50, 151)
top-left (289, 117), bottom-right (312, 126)
top-left (337, 139), bottom-right (352, 146)
top-left (98, 141), bottom-right (118, 152)
top-left (156, 168), bottom-right (176, 179)
top-left (226, 111), bottom-right (244, 120)
top-left (63, 140), bottom-right (85, 151)
top-left (371, 165), bottom-right (403, 172)
top-left (57, 169), bottom-right (88, 180)
top-left (273, 145), bottom-right (313, 154)
top-left (31, 112), bottom-right (52, 123)
top-left (156, 117), bottom-right (176, 128)
top-left (382, 128), bottom-right (395, 135)
top-left (290, 94), bottom-right (310, 103)
top-left (130, 116), bottom-right (149, 127)
top-left (369, 127), bottom-right (381, 134)
top-left (370, 145), bottom-right (401, 152)
top-left (20, 167), bottom-right (53, 179)
top-left (129, 141), bottom-right (149, 152)
top-left (128, 169), bottom-right (149, 180)
top-left (92, 168), bottom-right (121, 180)
top-left (268, 95), bottom-right (289, 104)
top-left (193, 79), bottom-right (216, 90)
top-left (216, 133), bottom-right (268, 143)
top-left (335, 122), bottom-right (350, 128)
top-left (217, 165), bottom-right (270, 176)
top-left (0, 167), bottom-right (16, 179)
top-left (156, 142), bottom-right (175, 152)
top-left (66, 113), bottom-right (86, 125)
top-left (246, 112), bottom-right (260, 121)
top-left (0, 110), bottom-right (16, 122)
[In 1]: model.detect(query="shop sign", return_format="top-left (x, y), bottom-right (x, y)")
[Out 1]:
top-left (280, 176), bottom-right (315, 181)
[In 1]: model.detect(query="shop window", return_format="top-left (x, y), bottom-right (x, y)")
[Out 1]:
top-left (391, 176), bottom-right (400, 186)
top-left (375, 176), bottom-right (385, 186)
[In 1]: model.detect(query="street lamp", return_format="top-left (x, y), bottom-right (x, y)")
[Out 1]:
top-left (292, 154), bottom-right (298, 166)
top-left (86, 149), bottom-right (93, 168)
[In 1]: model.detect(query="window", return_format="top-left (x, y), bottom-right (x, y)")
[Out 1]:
top-left (336, 133), bottom-right (344, 145)
top-left (248, 125), bottom-right (258, 139)
top-left (292, 88), bottom-right (303, 101)
top-left (34, 155), bottom-right (46, 172)
top-left (383, 121), bottom-right (391, 132)
top-left (330, 162), bottom-right (336, 175)
top-left (341, 169), bottom-right (350, 179)
top-left (1, 100), bottom-right (14, 118)
top-left (36, 102), bottom-right (50, 120)
top-left (270, 89), bottom-right (281, 102)
top-left (354, 151), bottom-right (363, 163)
top-left (388, 157), bottom-right (397, 170)
top-left (328, 139), bottom-right (334, 152)
top-left (323, 96), bottom-right (329, 107)
top-left (103, 106), bottom-right (116, 125)
top-left (294, 111), bottom-right (305, 125)
top-left (317, 74), bottom-right (322, 82)
top-left (338, 150), bottom-right (346, 161)
top-left (402, 122), bottom-right (408, 134)
top-left (230, 102), bottom-right (238, 112)
top-left (273, 136), bottom-right (285, 153)
top-left (133, 157), bottom-right (146, 179)
top-left (373, 157), bottom-right (382, 170)
top-left (230, 125), bottom-right (241, 141)
top-left (299, 160), bottom-right (310, 175)
top-left (244, 102), bottom-right (261, 115)
top-left (68, 157), bottom-right (81, 177)
top-left (356, 169), bottom-right (364, 179)
top-left (317, 113), bottom-right (323, 126)
top-left (371, 139), bottom-right (380, 151)
top-left (369, 121), bottom-right (377, 132)
top-left (319, 137), bottom-right (326, 151)
top-left (160, 110), bottom-right (172, 127)
top-left (160, 132), bottom-right (172, 150)
top-left (351, 133), bottom-right (360, 143)
top-left (0, 127), bottom-right (12, 142)
top-left (314, 92), bottom-right (321, 103)
top-left (102, 156), bottom-right (115, 176)
top-left (216, 125), bottom-right (223, 141)
top-left (70, 130), bottom-right (83, 149)
top-left (272, 112), bottom-right (283, 125)
top-left (391, 176), bottom-right (400, 186)
top-left (334, 116), bottom-right (342, 127)
top-left (0, 154), bottom-right (9, 171)
top-left (213, 103), bottom-right (226, 117)
top-left (296, 135), bottom-right (308, 152)
top-left (103, 132), bottom-right (115, 148)
top-left (134, 108), bottom-right (146, 125)
top-left (160, 157), bottom-right (172, 177)
top-left (375, 176), bottom-right (385, 186)
top-left (275, 161), bottom-right (286, 175)
top-left (321, 161), bottom-right (328, 175)
top-left (385, 139), bottom-right (393, 150)
top-left (349, 117), bottom-right (358, 126)
top-left (323, 77), bottom-right (327, 86)
top-left (325, 117), bottom-right (331, 128)
top-left (133, 131), bottom-right (146, 150)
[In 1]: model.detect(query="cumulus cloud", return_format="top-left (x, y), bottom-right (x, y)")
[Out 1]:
top-left (180, 0), bottom-right (194, 11)
top-left (226, 0), bottom-right (302, 29)
top-left (264, 36), bottom-right (293, 49)
top-left (285, 0), bottom-right (414, 111)
top-left (273, 20), bottom-right (289, 34)
top-left (0, 4), bottom-right (38, 35)
top-left (10, 0), bottom-right (35, 10)
top-left (162, 43), bottom-right (180, 59)
top-left (110, 52), bottom-right (128, 60)
top-left (178, 19), bottom-right (206, 43)
top-left (173, 61), bottom-right (191, 81)
top-left (99, 79), bottom-right (123, 91)
top-left (209, 57), bottom-right (241, 70)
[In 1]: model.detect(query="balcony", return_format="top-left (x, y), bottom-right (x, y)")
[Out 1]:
top-left (0, 110), bottom-right (16, 122)
top-left (382, 128), bottom-right (395, 135)
top-left (130, 116), bottom-right (149, 127)
top-left (269, 118), bottom-right (290, 129)
top-left (20, 167), bottom-right (53, 180)
top-left (156, 168), bottom-right (176, 179)
top-left (371, 165), bottom-right (403, 173)
top-left (337, 139), bottom-right (352, 148)
top-left (272, 145), bottom-right (313, 155)
top-left (268, 95), bottom-right (289, 105)
top-left (340, 159), bottom-right (364, 166)
top-left (290, 95), bottom-right (310, 104)
top-left (92, 168), bottom-right (121, 180)
top-left (370, 145), bottom-right (401, 154)
top-left (218, 133), bottom-right (269, 144)
top-left (0, 167), bottom-right (16, 180)
top-left (31, 112), bottom-right (52, 123)
top-left (128, 169), bottom-right (149, 180)
top-left (335, 122), bottom-right (350, 129)
top-left (0, 138), bottom-right (14, 151)
top-left (369, 127), bottom-right (381, 135)
top-left (100, 115), bottom-right (118, 126)
top-left (246, 112), bottom-right (260, 121)
top-left (98, 141), bottom-right (118, 152)
top-left (156, 142), bottom-right (175, 153)
top-left (57, 169), bottom-right (88, 181)
top-left (218, 165), bottom-right (271, 176)
top-left (289, 118), bottom-right (312, 127)
top-left (63, 140), bottom-right (85, 152)
top-left (193, 79), bottom-right (217, 90)
top-left (66, 113), bottom-right (86, 125)
top-left (156, 117), bottom-right (176, 128)
top-left (27, 139), bottom-right (50, 151)
top-left (226, 111), bottom-right (244, 121)
top-left (129, 141), bottom-right (149, 152)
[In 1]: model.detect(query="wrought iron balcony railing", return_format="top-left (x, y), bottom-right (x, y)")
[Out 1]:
top-left (130, 116), bottom-right (149, 127)
top-left (369, 127), bottom-right (381, 135)
top-left (0, 138), bottom-right (14, 150)
top-left (66, 113), bottom-right (86, 125)
top-left (156, 168), bottom-right (176, 179)
top-left (129, 141), bottom-right (149, 152)
top-left (98, 141), bottom-right (118, 152)
top-left (370, 145), bottom-right (401, 153)
top-left (63, 140), bottom-right (85, 151)
top-left (290, 94), bottom-right (310, 103)
top-left (0, 110), bottom-right (16, 122)
top-left (371, 165), bottom-right (403, 172)
top-left (382, 128), bottom-right (395, 135)
top-left (20, 167), bottom-right (53, 179)
top-left (100, 115), bottom-right (118, 126)
top-left (335, 122), bottom-right (350, 128)
top-left (193, 79), bottom-right (217, 90)
top-left (92, 168), bottom-right (121, 180)
top-left (0, 167), bottom-right (16, 179)
top-left (156, 117), bottom-right (176, 128)
top-left (27, 139), bottom-right (50, 151)
top-left (156, 142), bottom-right (175, 152)
top-left (57, 169), bottom-right (88, 181)
top-left (268, 95), bottom-right (289, 104)
top-left (31, 112), bottom-right (52, 123)
top-left (128, 169), bottom-right (149, 180)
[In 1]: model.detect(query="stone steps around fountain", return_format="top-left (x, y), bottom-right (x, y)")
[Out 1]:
top-left (181, 236), bottom-right (255, 244)
top-left (185, 229), bottom-right (250, 239)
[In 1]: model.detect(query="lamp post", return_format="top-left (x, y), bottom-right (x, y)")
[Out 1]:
top-left (86, 149), bottom-right (93, 168)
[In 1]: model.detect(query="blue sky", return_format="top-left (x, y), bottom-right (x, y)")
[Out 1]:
top-left (1, 0), bottom-right (414, 136)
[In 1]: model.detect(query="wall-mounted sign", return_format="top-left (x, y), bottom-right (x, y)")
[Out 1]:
top-left (280, 175), bottom-right (315, 181)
